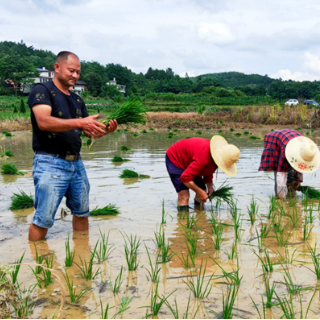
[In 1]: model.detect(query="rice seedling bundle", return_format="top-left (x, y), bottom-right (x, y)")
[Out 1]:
top-left (90, 204), bottom-right (120, 216)
top-left (297, 186), bottom-right (320, 199)
top-left (234, 133), bottom-right (241, 137)
top-left (120, 145), bottom-right (132, 151)
top-left (209, 184), bottom-right (234, 205)
top-left (111, 155), bottom-right (129, 163)
top-left (1, 163), bottom-right (25, 175)
top-left (119, 169), bottom-right (150, 179)
top-left (2, 131), bottom-right (12, 137)
top-left (249, 136), bottom-right (261, 140)
top-left (102, 99), bottom-right (146, 127)
top-left (1, 150), bottom-right (13, 157)
top-left (10, 190), bottom-right (34, 210)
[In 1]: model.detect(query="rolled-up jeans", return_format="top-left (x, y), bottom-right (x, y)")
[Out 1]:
top-left (32, 154), bottom-right (90, 229)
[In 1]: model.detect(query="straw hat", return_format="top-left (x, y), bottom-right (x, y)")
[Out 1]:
top-left (285, 136), bottom-right (320, 173)
top-left (210, 135), bottom-right (240, 177)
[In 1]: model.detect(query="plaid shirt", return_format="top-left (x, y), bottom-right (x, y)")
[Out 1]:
top-left (259, 129), bottom-right (302, 172)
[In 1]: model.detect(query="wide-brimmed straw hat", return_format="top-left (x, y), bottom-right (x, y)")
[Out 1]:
top-left (210, 135), bottom-right (240, 177)
top-left (285, 136), bottom-right (320, 173)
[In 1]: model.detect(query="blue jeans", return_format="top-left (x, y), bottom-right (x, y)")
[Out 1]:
top-left (32, 154), bottom-right (90, 229)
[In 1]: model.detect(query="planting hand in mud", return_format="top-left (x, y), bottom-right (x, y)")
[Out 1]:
top-left (184, 181), bottom-right (208, 202)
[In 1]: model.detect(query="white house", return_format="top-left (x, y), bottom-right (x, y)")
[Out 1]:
top-left (106, 78), bottom-right (126, 93)
top-left (70, 80), bottom-right (87, 95)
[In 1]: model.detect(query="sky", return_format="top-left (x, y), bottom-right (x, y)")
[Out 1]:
top-left (2, 0), bottom-right (320, 81)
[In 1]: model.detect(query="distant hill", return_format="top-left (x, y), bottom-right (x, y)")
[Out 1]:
top-left (190, 71), bottom-right (275, 88)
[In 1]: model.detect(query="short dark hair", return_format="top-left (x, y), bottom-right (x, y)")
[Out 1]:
top-left (55, 51), bottom-right (79, 63)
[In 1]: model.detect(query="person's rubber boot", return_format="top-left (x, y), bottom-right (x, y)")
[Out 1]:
top-left (287, 183), bottom-right (296, 198)
top-left (194, 198), bottom-right (205, 211)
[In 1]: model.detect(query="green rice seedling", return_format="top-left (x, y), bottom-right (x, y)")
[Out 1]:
top-left (177, 253), bottom-right (191, 269)
top-left (102, 99), bottom-right (146, 126)
top-left (144, 245), bottom-right (160, 283)
top-left (253, 249), bottom-right (274, 273)
top-left (213, 225), bottom-right (224, 250)
top-left (295, 127), bottom-right (301, 130)
top-left (119, 169), bottom-right (149, 179)
top-left (1, 163), bottom-right (21, 175)
top-left (141, 129), bottom-right (147, 133)
top-left (288, 197), bottom-right (298, 207)
top-left (262, 274), bottom-right (276, 308)
top-left (149, 127), bottom-right (154, 131)
top-left (142, 280), bottom-right (175, 317)
top-left (123, 128), bottom-right (129, 132)
top-left (100, 300), bottom-right (114, 319)
top-left (95, 230), bottom-right (115, 263)
top-left (306, 243), bottom-right (320, 279)
top-left (307, 204), bottom-right (317, 224)
top-left (275, 292), bottom-right (314, 319)
top-left (132, 133), bottom-right (138, 137)
top-left (190, 127), bottom-right (194, 131)
top-left (33, 243), bottom-right (44, 274)
top-left (234, 132), bottom-right (241, 137)
top-left (297, 186), bottom-right (320, 199)
top-left (167, 126), bottom-right (172, 130)
top-left (65, 234), bottom-right (75, 267)
top-left (275, 223), bottom-right (291, 247)
top-left (110, 266), bottom-right (123, 294)
top-left (211, 284), bottom-right (239, 319)
top-left (42, 254), bottom-right (54, 287)
top-left (122, 233), bottom-right (141, 271)
top-left (225, 241), bottom-right (237, 261)
top-left (208, 209), bottom-right (219, 234)
top-left (2, 130), bottom-right (12, 137)
top-left (260, 221), bottom-right (271, 239)
top-left (218, 129), bottom-right (223, 133)
top-left (290, 206), bottom-right (299, 228)
top-left (90, 204), bottom-right (120, 216)
top-left (230, 128), bottom-right (234, 132)
top-left (120, 145), bottom-right (132, 151)
top-left (30, 267), bottom-right (43, 289)
top-left (11, 252), bottom-right (25, 285)
top-left (10, 190), bottom-right (34, 210)
top-left (184, 212), bottom-right (204, 230)
top-left (243, 131), bottom-right (250, 135)
top-left (256, 229), bottom-right (263, 253)
top-left (305, 131), bottom-right (310, 136)
top-left (111, 155), bottom-right (129, 163)
top-left (281, 264), bottom-right (310, 294)
top-left (196, 131), bottom-right (202, 135)
top-left (268, 196), bottom-right (277, 219)
top-left (249, 135), bottom-right (261, 139)
top-left (213, 259), bottom-right (242, 286)
top-left (154, 226), bottom-right (165, 248)
top-left (159, 240), bottom-right (175, 263)
top-left (161, 199), bottom-right (167, 224)
top-left (302, 215), bottom-right (313, 241)
top-left (63, 271), bottom-right (89, 303)
top-left (167, 132), bottom-right (174, 139)
top-left (165, 295), bottom-right (200, 319)
top-left (250, 296), bottom-right (266, 319)
top-left (184, 261), bottom-right (214, 299)
top-left (10, 286), bottom-right (35, 318)
top-left (1, 150), bottom-right (13, 157)
top-left (76, 242), bottom-right (101, 280)
top-left (206, 127), bottom-right (211, 130)
top-left (247, 195), bottom-right (259, 225)
top-left (183, 229), bottom-right (199, 267)
top-left (209, 183), bottom-right (233, 205)
top-left (275, 246), bottom-right (299, 265)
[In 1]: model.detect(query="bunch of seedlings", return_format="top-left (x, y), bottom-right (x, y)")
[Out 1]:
top-left (111, 155), bottom-right (130, 163)
top-left (209, 183), bottom-right (234, 205)
top-left (120, 145), bottom-right (132, 151)
top-left (1, 150), bottom-right (13, 157)
top-left (90, 204), bottom-right (120, 216)
top-left (122, 233), bottom-right (141, 271)
top-left (1, 163), bottom-right (25, 175)
top-left (119, 169), bottom-right (150, 179)
top-left (10, 190), bottom-right (34, 210)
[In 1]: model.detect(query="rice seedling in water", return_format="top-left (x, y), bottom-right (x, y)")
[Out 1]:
top-left (211, 284), bottom-right (239, 319)
top-left (208, 209), bottom-right (219, 233)
top-left (2, 130), bottom-right (12, 137)
top-left (275, 291), bottom-right (315, 319)
top-left (260, 221), bottom-right (271, 239)
top-left (119, 169), bottom-right (149, 179)
top-left (225, 241), bottom-right (237, 261)
top-left (144, 245), bottom-right (160, 283)
top-left (234, 132), bottom-right (241, 137)
top-left (1, 149), bottom-right (13, 157)
top-left (307, 204), bottom-right (317, 224)
top-left (302, 215), bottom-right (313, 241)
top-left (196, 131), bottom-right (202, 135)
top-left (213, 225), bottom-right (223, 250)
top-left (262, 273), bottom-right (276, 308)
top-left (102, 99), bottom-right (146, 126)
top-left (110, 266), bottom-right (123, 294)
top-left (268, 196), bottom-right (277, 219)
top-left (154, 225), bottom-right (165, 248)
top-left (11, 252), bottom-right (25, 285)
top-left (10, 286), bottom-right (35, 318)
top-left (149, 127), bottom-right (154, 131)
top-left (64, 271), bottom-right (89, 303)
top-left (250, 295), bottom-right (266, 319)
top-left (111, 155), bottom-right (129, 163)
top-left (218, 129), bottom-right (223, 134)
top-left (161, 199), bottom-right (167, 224)
top-left (297, 186), bottom-right (320, 199)
top-left (256, 229), bottom-right (263, 253)
top-left (90, 204), bottom-right (120, 216)
top-left (159, 240), bottom-right (175, 263)
top-left (120, 145), bottom-right (132, 151)
top-left (167, 132), bottom-right (174, 138)
top-left (182, 229), bottom-right (199, 267)
top-left (281, 264), bottom-right (311, 294)
top-left (243, 131), bottom-right (250, 135)
top-left (275, 246), bottom-right (299, 265)
top-left (100, 301), bottom-right (113, 319)
top-left (184, 212), bottom-right (204, 230)
top-left (65, 234), bottom-right (75, 267)
top-left (249, 135), bottom-right (261, 140)
top-left (247, 195), bottom-right (258, 225)
top-left (275, 222), bottom-right (291, 247)
top-left (1, 163), bottom-right (24, 175)
top-left (33, 243), bottom-right (44, 274)
top-left (10, 190), bottom-right (34, 210)
top-left (141, 129), bottom-right (147, 133)
top-left (132, 133), bottom-right (138, 137)
top-left (253, 249), bottom-right (274, 273)
top-left (165, 295), bottom-right (200, 319)
top-left (42, 254), bottom-right (54, 287)
top-left (184, 260), bottom-right (213, 298)
top-left (230, 128), bottom-right (234, 132)
top-left (122, 233), bottom-right (141, 271)
top-left (209, 183), bottom-right (233, 205)
top-left (213, 259), bottom-right (242, 286)
top-left (76, 242), bottom-right (101, 280)
top-left (290, 206), bottom-right (299, 228)
top-left (306, 243), bottom-right (320, 279)
top-left (95, 230), bottom-right (115, 263)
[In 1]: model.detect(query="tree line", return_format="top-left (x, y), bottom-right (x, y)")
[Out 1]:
top-left (1, 41), bottom-right (320, 102)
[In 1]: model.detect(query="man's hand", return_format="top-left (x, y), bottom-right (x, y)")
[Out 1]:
top-left (207, 186), bottom-right (214, 197)
top-left (105, 119), bottom-right (118, 134)
top-left (80, 114), bottom-right (106, 138)
top-left (197, 189), bottom-right (209, 202)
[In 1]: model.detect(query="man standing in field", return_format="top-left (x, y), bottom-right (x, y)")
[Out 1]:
top-left (259, 129), bottom-right (320, 199)
top-left (166, 136), bottom-right (240, 211)
top-left (27, 51), bottom-right (117, 241)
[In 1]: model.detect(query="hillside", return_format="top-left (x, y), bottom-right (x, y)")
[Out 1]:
top-left (190, 71), bottom-right (275, 88)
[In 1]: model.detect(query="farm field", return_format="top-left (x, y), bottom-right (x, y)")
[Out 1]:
top-left (1, 130), bottom-right (320, 318)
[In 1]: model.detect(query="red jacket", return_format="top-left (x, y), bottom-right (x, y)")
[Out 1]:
top-left (166, 138), bottom-right (217, 183)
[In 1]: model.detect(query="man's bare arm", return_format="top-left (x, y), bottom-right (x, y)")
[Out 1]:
top-left (32, 104), bottom-right (106, 137)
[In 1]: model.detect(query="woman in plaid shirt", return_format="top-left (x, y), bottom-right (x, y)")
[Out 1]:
top-left (259, 129), bottom-right (320, 199)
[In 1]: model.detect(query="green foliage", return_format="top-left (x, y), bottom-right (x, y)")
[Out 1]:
top-left (111, 155), bottom-right (129, 163)
top-left (19, 98), bottom-right (26, 113)
top-left (90, 204), bottom-right (120, 216)
top-left (119, 169), bottom-right (149, 179)
top-left (1, 163), bottom-right (25, 175)
top-left (1, 150), bottom-right (13, 157)
top-left (10, 190), bottom-right (34, 210)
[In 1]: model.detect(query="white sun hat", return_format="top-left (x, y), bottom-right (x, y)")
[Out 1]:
top-left (210, 135), bottom-right (240, 177)
top-left (285, 136), bottom-right (320, 173)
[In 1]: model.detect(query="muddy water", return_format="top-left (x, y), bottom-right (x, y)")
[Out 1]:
top-left (1, 129), bottom-right (320, 318)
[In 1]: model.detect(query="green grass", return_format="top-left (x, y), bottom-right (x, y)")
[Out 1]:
top-left (10, 190), bottom-right (34, 210)
top-left (119, 169), bottom-right (149, 179)
top-left (90, 204), bottom-right (120, 216)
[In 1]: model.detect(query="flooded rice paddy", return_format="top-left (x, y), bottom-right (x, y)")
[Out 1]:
top-left (1, 128), bottom-right (320, 318)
